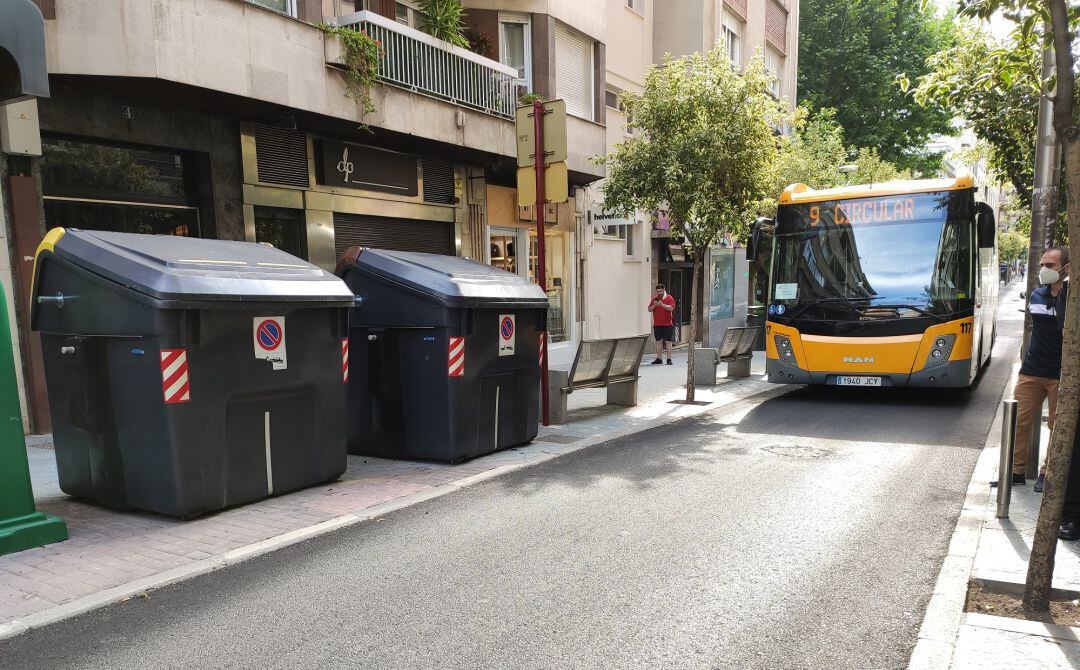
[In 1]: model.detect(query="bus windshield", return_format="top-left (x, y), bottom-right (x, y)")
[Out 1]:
top-left (772, 190), bottom-right (974, 319)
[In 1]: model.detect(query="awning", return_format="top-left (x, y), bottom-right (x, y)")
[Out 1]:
top-left (0, 1), bottom-right (49, 101)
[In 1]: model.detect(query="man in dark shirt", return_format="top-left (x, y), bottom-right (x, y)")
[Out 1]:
top-left (1012, 247), bottom-right (1069, 488)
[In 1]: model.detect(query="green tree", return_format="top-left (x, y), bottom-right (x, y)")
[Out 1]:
top-left (998, 229), bottom-right (1029, 264)
top-left (907, 23), bottom-right (1040, 207)
top-left (771, 106), bottom-right (910, 204)
top-left (798, 0), bottom-right (957, 174)
top-left (600, 47), bottom-right (786, 402)
top-left (955, 0), bottom-right (1080, 613)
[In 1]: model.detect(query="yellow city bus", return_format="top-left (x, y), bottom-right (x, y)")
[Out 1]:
top-left (753, 176), bottom-right (998, 389)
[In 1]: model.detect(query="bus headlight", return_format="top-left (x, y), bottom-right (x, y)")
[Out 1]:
top-left (925, 334), bottom-right (956, 368)
top-left (774, 335), bottom-right (798, 364)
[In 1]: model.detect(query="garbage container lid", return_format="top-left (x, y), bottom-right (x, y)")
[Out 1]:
top-left (41, 229), bottom-right (355, 304)
top-left (337, 248), bottom-right (548, 308)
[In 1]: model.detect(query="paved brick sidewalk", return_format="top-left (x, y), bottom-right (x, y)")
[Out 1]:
top-left (908, 327), bottom-right (1080, 668)
top-left (1, 351), bottom-right (772, 639)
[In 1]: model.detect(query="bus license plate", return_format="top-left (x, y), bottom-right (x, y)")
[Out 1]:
top-left (836, 376), bottom-right (882, 387)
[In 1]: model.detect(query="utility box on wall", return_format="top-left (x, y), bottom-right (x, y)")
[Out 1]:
top-left (0, 100), bottom-right (42, 156)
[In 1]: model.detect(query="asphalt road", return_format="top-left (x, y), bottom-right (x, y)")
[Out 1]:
top-left (2, 294), bottom-right (1024, 670)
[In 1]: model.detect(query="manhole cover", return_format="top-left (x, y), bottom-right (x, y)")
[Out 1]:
top-left (762, 444), bottom-right (834, 459)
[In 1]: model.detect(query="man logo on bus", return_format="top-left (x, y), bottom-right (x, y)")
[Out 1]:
top-left (842, 356), bottom-right (875, 364)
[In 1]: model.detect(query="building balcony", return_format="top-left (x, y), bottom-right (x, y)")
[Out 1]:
top-left (327, 10), bottom-right (520, 120)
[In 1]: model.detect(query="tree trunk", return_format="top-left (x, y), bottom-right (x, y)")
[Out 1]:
top-left (684, 249), bottom-right (702, 404)
top-left (1023, 0), bottom-right (1080, 612)
top-left (1024, 137), bottom-right (1080, 612)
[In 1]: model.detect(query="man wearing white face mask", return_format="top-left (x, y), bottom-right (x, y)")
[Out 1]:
top-left (1011, 246), bottom-right (1069, 494)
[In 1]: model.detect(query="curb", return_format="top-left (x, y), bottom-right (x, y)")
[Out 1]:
top-left (0, 377), bottom-right (786, 642)
top-left (906, 360), bottom-right (1020, 670)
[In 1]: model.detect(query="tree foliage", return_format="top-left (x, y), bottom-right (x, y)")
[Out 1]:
top-left (998, 229), bottom-right (1029, 264)
top-left (907, 23), bottom-right (1039, 206)
top-left (797, 0), bottom-right (957, 174)
top-left (770, 107), bottom-right (910, 204)
top-left (599, 47), bottom-right (786, 401)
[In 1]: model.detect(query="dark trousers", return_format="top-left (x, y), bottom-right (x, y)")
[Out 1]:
top-left (1062, 421), bottom-right (1080, 522)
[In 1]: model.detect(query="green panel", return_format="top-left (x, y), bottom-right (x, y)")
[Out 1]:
top-left (0, 281), bottom-right (66, 556)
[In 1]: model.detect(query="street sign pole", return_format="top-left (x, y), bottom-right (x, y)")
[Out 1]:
top-left (533, 98), bottom-right (550, 426)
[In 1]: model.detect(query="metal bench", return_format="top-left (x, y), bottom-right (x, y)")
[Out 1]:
top-left (694, 326), bottom-right (759, 385)
top-left (547, 335), bottom-right (650, 424)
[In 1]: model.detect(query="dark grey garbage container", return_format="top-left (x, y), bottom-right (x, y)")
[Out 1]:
top-left (31, 228), bottom-right (355, 518)
top-left (336, 247), bottom-right (548, 463)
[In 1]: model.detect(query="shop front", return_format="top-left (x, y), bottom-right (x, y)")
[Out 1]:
top-left (485, 185), bottom-right (577, 363)
top-left (240, 124), bottom-right (462, 271)
top-left (40, 135), bottom-right (206, 238)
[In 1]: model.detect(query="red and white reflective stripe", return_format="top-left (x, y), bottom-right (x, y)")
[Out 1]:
top-left (538, 332), bottom-right (546, 368)
top-left (341, 338), bottom-right (349, 383)
top-left (160, 348), bottom-right (190, 404)
top-left (448, 336), bottom-right (465, 377)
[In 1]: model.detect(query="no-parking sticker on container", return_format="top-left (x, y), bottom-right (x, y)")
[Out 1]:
top-left (498, 314), bottom-right (515, 356)
top-left (253, 316), bottom-right (288, 370)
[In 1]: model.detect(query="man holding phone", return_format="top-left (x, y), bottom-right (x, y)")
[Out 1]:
top-left (648, 284), bottom-right (676, 365)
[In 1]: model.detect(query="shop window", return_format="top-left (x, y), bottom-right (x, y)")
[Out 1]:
top-left (41, 136), bottom-right (202, 237)
top-left (710, 248), bottom-right (736, 320)
top-left (529, 230), bottom-right (570, 343)
top-left (254, 206), bottom-right (307, 260)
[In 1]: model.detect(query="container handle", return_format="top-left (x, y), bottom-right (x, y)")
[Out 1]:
top-left (37, 291), bottom-right (65, 309)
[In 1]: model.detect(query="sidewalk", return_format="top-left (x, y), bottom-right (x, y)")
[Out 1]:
top-left (909, 367), bottom-right (1080, 668)
top-left (1, 351), bottom-right (775, 640)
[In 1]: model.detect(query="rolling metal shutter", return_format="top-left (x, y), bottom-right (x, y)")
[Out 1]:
top-left (554, 23), bottom-right (594, 121)
top-left (253, 124), bottom-right (310, 188)
top-left (333, 213), bottom-right (454, 258)
top-left (421, 158), bottom-right (456, 204)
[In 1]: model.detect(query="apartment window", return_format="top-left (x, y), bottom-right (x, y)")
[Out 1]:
top-left (623, 223), bottom-right (639, 259)
top-left (394, 1), bottom-right (420, 28)
top-left (554, 22), bottom-right (595, 121)
top-left (766, 47), bottom-right (783, 98)
top-left (247, 0), bottom-right (297, 17)
top-left (721, 9), bottom-right (743, 68)
top-left (500, 14), bottom-right (533, 91)
top-left (605, 89), bottom-right (619, 109)
top-left (626, 0), bottom-right (645, 14)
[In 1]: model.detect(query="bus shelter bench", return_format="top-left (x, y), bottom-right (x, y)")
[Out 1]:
top-left (694, 326), bottom-right (759, 385)
top-left (547, 335), bottom-right (650, 424)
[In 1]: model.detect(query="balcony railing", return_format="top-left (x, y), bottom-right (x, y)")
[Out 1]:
top-left (329, 11), bottom-right (521, 119)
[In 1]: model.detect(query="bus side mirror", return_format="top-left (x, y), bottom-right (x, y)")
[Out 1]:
top-left (747, 217), bottom-right (772, 261)
top-left (976, 202), bottom-right (996, 249)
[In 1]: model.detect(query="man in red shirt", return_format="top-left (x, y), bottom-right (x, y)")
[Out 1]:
top-left (648, 283), bottom-right (676, 365)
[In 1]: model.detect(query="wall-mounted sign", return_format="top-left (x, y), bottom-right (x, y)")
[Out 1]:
top-left (589, 204), bottom-right (634, 227)
top-left (316, 140), bottom-right (418, 196)
top-left (653, 209), bottom-right (671, 231)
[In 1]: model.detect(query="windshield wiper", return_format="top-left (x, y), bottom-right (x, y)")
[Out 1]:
top-left (865, 303), bottom-right (944, 320)
top-left (782, 298), bottom-right (868, 320)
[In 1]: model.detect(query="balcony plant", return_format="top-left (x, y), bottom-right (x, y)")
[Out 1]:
top-left (320, 24), bottom-right (384, 118)
top-left (419, 0), bottom-right (470, 48)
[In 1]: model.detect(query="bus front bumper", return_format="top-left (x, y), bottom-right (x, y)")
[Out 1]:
top-left (766, 357), bottom-right (971, 388)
